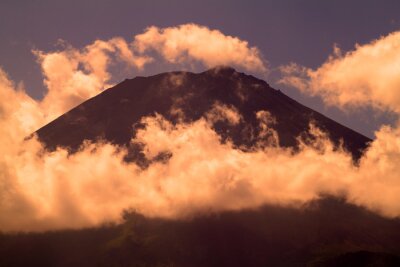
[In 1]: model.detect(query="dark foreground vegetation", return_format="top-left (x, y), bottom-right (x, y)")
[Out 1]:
top-left (1, 197), bottom-right (400, 267)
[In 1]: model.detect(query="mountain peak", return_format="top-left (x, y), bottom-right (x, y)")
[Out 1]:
top-left (36, 68), bottom-right (370, 162)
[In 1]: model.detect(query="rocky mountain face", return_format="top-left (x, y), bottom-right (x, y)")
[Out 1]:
top-left (36, 66), bottom-right (370, 160)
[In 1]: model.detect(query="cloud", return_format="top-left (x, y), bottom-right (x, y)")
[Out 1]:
top-left (205, 102), bottom-right (242, 125)
top-left (279, 31), bottom-right (400, 113)
top-left (3, 109), bottom-right (400, 232)
top-left (0, 69), bottom-right (43, 141)
top-left (133, 24), bottom-right (267, 72)
top-left (255, 110), bottom-right (279, 148)
top-left (34, 38), bottom-right (152, 121)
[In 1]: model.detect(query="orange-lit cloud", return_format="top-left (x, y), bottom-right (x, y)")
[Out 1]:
top-left (133, 24), bottom-right (267, 72)
top-left (2, 105), bottom-right (400, 232)
top-left (279, 31), bottom-right (400, 113)
top-left (205, 102), bottom-right (242, 125)
top-left (34, 37), bottom-right (152, 121)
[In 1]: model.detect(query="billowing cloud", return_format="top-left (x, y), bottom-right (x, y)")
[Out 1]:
top-left (0, 69), bottom-right (43, 142)
top-left (2, 104), bottom-right (400, 232)
top-left (133, 24), bottom-right (267, 72)
top-left (279, 31), bottom-right (400, 113)
top-left (34, 37), bottom-right (152, 120)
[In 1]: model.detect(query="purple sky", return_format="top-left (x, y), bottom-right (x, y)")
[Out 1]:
top-left (1, 0), bottom-right (399, 137)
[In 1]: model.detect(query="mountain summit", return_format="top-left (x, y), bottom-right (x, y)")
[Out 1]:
top-left (36, 66), bottom-right (370, 160)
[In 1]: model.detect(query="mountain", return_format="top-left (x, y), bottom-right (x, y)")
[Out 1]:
top-left (35, 66), bottom-right (370, 161)
top-left (4, 67), bottom-right (398, 267)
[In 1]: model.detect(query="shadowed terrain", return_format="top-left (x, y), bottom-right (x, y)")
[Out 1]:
top-left (1, 198), bottom-right (400, 267)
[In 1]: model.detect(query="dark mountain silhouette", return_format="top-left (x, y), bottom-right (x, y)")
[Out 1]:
top-left (36, 66), bottom-right (370, 161)
top-left (3, 67), bottom-right (398, 267)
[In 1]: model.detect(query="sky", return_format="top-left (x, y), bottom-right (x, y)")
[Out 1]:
top-left (1, 0), bottom-right (400, 137)
top-left (2, 1), bottom-right (400, 231)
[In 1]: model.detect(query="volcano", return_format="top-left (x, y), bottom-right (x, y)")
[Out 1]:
top-left (36, 66), bottom-right (370, 160)
top-left (3, 67), bottom-right (400, 267)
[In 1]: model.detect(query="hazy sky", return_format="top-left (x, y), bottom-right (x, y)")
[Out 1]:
top-left (1, 0), bottom-right (400, 137)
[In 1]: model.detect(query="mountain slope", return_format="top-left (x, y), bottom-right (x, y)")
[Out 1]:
top-left (36, 66), bottom-right (370, 160)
